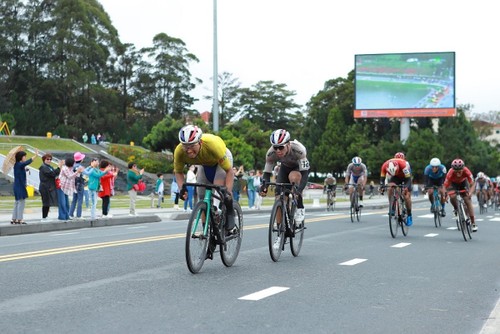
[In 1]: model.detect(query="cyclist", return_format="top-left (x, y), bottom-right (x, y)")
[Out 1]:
top-left (444, 158), bottom-right (477, 232)
top-left (344, 156), bottom-right (368, 207)
top-left (260, 129), bottom-right (310, 225)
top-left (324, 173), bottom-right (337, 201)
top-left (423, 157), bottom-right (447, 217)
top-left (379, 153), bottom-right (413, 226)
top-left (173, 125), bottom-right (236, 233)
top-left (474, 172), bottom-right (489, 208)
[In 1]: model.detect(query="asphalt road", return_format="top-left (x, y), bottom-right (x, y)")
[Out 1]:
top-left (1, 202), bottom-right (499, 334)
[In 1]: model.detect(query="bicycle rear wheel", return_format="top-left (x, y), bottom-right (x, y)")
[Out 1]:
top-left (220, 202), bottom-right (243, 267)
top-left (269, 200), bottom-right (286, 262)
top-left (290, 205), bottom-right (304, 257)
top-left (355, 193), bottom-right (361, 222)
top-left (185, 201), bottom-right (210, 273)
top-left (389, 197), bottom-right (398, 238)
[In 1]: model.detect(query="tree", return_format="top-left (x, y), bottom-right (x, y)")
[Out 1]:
top-left (205, 71), bottom-right (242, 127)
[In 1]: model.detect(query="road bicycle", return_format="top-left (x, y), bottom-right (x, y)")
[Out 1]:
top-left (494, 191), bottom-right (500, 212)
top-left (266, 182), bottom-right (306, 262)
top-left (346, 183), bottom-right (361, 222)
top-left (184, 183), bottom-right (243, 274)
top-left (326, 187), bottom-right (336, 212)
top-left (383, 184), bottom-right (409, 238)
top-left (426, 185), bottom-right (443, 228)
top-left (478, 190), bottom-right (487, 214)
top-left (454, 190), bottom-right (472, 242)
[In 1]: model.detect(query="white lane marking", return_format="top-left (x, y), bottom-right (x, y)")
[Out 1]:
top-left (447, 227), bottom-right (458, 230)
top-left (51, 232), bottom-right (79, 236)
top-left (339, 258), bottom-right (367, 266)
top-left (239, 286), bottom-right (289, 301)
top-left (419, 214), bottom-right (435, 218)
top-left (475, 218), bottom-right (484, 222)
top-left (425, 233), bottom-right (439, 237)
top-left (391, 242), bottom-right (411, 248)
top-left (127, 225), bottom-right (148, 229)
top-left (490, 218), bottom-right (500, 221)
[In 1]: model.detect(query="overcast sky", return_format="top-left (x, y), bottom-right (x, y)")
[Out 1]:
top-left (98, 0), bottom-right (498, 115)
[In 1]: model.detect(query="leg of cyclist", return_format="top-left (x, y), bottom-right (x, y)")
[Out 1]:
top-left (427, 187), bottom-right (435, 212)
top-left (465, 187), bottom-right (477, 232)
top-left (358, 175), bottom-right (366, 207)
top-left (439, 185), bottom-right (447, 217)
top-left (289, 170), bottom-right (308, 224)
top-left (402, 178), bottom-right (413, 226)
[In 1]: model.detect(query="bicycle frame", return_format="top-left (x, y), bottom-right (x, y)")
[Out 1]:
top-left (385, 184), bottom-right (408, 238)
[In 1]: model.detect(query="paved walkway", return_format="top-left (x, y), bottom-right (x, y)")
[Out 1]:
top-left (0, 195), bottom-right (428, 236)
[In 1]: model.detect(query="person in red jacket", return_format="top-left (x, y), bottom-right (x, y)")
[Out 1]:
top-left (443, 158), bottom-right (477, 232)
top-left (98, 160), bottom-right (118, 219)
top-left (380, 152), bottom-right (413, 226)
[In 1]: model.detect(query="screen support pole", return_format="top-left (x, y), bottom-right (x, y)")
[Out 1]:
top-left (400, 118), bottom-right (410, 144)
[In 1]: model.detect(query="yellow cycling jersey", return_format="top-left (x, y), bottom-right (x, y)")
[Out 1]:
top-left (173, 134), bottom-right (231, 173)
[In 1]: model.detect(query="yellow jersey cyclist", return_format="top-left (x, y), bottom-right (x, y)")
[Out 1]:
top-left (173, 125), bottom-right (237, 233)
top-left (260, 129), bottom-right (310, 224)
top-left (344, 156), bottom-right (368, 207)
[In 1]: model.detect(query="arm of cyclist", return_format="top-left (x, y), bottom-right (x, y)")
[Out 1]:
top-left (260, 171), bottom-right (272, 196)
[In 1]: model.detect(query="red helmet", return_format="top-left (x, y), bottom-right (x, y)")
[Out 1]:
top-left (451, 159), bottom-right (464, 170)
top-left (394, 152), bottom-right (405, 160)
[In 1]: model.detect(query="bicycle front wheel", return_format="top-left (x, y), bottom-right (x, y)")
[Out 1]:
top-left (220, 202), bottom-right (243, 267)
top-left (185, 201), bottom-right (210, 274)
top-left (389, 197), bottom-right (398, 238)
top-left (350, 194), bottom-right (355, 223)
top-left (355, 193), bottom-right (361, 222)
top-left (290, 206), bottom-right (304, 257)
top-left (269, 200), bottom-right (286, 262)
top-left (458, 202), bottom-right (468, 242)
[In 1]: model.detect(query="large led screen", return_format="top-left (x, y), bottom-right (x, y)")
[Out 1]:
top-left (354, 52), bottom-right (456, 118)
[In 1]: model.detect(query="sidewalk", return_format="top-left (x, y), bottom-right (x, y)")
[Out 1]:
top-left (0, 195), bottom-right (428, 236)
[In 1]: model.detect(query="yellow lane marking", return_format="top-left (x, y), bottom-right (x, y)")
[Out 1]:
top-left (1, 207), bottom-right (407, 262)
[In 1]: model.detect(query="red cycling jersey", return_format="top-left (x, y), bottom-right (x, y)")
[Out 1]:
top-left (380, 158), bottom-right (411, 179)
top-left (443, 167), bottom-right (473, 188)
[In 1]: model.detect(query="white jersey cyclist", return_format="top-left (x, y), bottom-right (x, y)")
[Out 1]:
top-left (261, 129), bottom-right (310, 224)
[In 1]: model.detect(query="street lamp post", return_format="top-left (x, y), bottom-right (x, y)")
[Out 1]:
top-left (212, 0), bottom-right (219, 132)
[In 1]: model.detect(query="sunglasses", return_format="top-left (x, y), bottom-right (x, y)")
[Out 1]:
top-left (46, 158), bottom-right (52, 161)
top-left (182, 143), bottom-right (199, 151)
top-left (273, 145), bottom-right (286, 151)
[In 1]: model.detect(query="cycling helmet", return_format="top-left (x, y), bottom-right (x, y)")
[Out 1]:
top-left (352, 156), bottom-right (362, 165)
top-left (327, 173), bottom-right (333, 178)
top-left (451, 158), bottom-right (464, 170)
top-left (477, 172), bottom-right (485, 179)
top-left (270, 129), bottom-right (290, 146)
top-left (387, 160), bottom-right (399, 176)
top-left (496, 176), bottom-right (500, 183)
top-left (430, 158), bottom-right (441, 167)
top-left (178, 125), bottom-right (202, 144)
top-left (394, 152), bottom-right (405, 159)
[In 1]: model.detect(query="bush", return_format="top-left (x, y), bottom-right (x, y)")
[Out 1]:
top-left (109, 144), bottom-right (173, 173)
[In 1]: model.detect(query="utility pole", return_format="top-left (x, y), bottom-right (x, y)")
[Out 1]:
top-left (212, 0), bottom-right (219, 132)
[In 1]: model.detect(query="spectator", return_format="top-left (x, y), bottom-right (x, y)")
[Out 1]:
top-left (98, 160), bottom-right (117, 218)
top-left (171, 177), bottom-right (180, 210)
top-left (97, 133), bottom-right (102, 144)
top-left (90, 133), bottom-right (97, 145)
top-left (11, 149), bottom-right (38, 224)
top-left (244, 170), bottom-right (257, 209)
top-left (155, 173), bottom-right (165, 208)
top-left (254, 170), bottom-right (263, 210)
top-left (232, 165), bottom-right (244, 202)
top-left (184, 165), bottom-right (196, 211)
top-left (85, 158), bottom-right (111, 220)
top-left (83, 175), bottom-right (90, 210)
top-left (82, 132), bottom-right (88, 143)
top-left (69, 152), bottom-right (86, 220)
top-left (127, 162), bottom-right (144, 216)
top-left (412, 181), bottom-right (420, 197)
top-left (59, 157), bottom-right (84, 221)
top-left (39, 153), bottom-right (63, 222)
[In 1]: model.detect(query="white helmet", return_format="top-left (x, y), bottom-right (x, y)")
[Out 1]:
top-left (352, 156), bottom-right (362, 165)
top-left (430, 158), bottom-right (441, 167)
top-left (327, 173), bottom-right (333, 178)
top-left (496, 176), bottom-right (500, 183)
top-left (477, 172), bottom-right (485, 179)
top-left (178, 125), bottom-right (202, 144)
top-left (270, 129), bottom-right (290, 146)
top-left (387, 160), bottom-right (399, 176)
